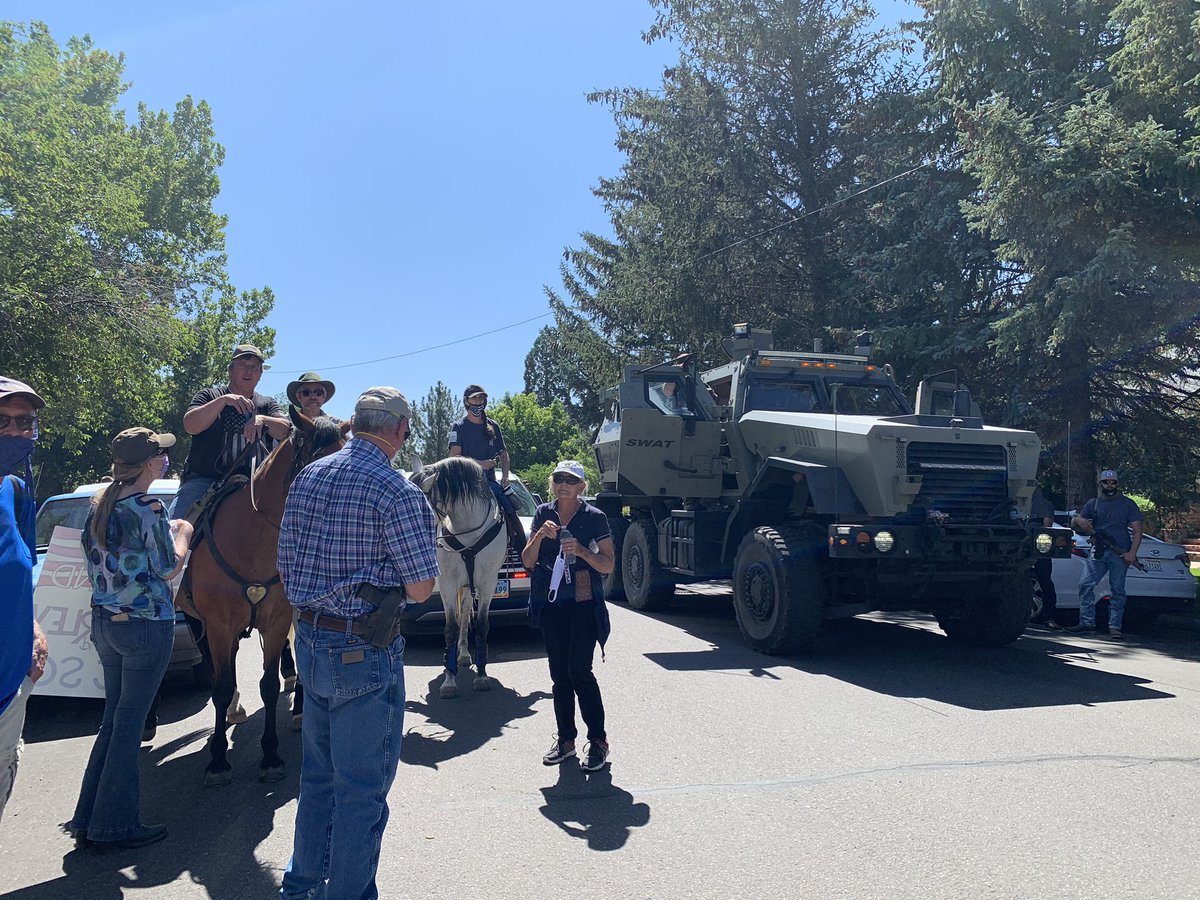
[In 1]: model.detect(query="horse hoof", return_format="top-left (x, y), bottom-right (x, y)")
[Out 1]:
top-left (141, 725), bottom-right (157, 743)
top-left (227, 704), bottom-right (248, 725)
top-left (439, 684), bottom-right (458, 699)
top-left (204, 769), bottom-right (234, 788)
top-left (283, 675), bottom-right (297, 693)
top-left (260, 766), bottom-right (286, 783)
top-left (291, 714), bottom-right (303, 732)
top-left (473, 676), bottom-right (492, 692)
top-left (457, 653), bottom-right (472, 669)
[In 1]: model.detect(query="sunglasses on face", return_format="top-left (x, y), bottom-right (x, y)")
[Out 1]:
top-left (552, 473), bottom-right (581, 485)
top-left (0, 413), bottom-right (37, 430)
top-left (1100, 480), bottom-right (1117, 485)
top-left (298, 388), bottom-right (325, 398)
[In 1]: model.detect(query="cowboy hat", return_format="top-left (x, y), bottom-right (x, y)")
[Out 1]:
top-left (287, 372), bottom-right (336, 406)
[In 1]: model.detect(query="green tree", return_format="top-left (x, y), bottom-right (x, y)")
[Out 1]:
top-left (406, 380), bottom-right (456, 469)
top-left (0, 22), bottom-right (274, 495)
top-left (488, 393), bottom-right (593, 483)
top-left (922, 0), bottom-right (1200, 508)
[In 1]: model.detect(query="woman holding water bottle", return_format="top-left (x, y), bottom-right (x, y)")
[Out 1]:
top-left (522, 460), bottom-right (615, 772)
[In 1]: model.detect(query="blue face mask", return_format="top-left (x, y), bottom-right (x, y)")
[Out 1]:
top-left (0, 436), bottom-right (35, 478)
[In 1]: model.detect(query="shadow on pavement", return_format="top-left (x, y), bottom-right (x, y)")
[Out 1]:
top-left (6, 703), bottom-right (300, 899)
top-left (402, 675), bottom-right (551, 770)
top-left (638, 591), bottom-right (1179, 711)
top-left (23, 677), bottom-right (213, 745)
top-left (538, 763), bottom-right (650, 851)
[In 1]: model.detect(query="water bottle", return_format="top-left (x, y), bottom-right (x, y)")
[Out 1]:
top-left (560, 528), bottom-right (576, 565)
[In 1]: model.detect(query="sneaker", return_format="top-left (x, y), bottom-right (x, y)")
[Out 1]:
top-left (1044, 619), bottom-right (1061, 631)
top-left (92, 823), bottom-right (168, 850)
top-left (1107, 629), bottom-right (1124, 641)
top-left (1064, 624), bottom-right (1096, 634)
top-left (542, 737), bottom-right (576, 766)
top-left (580, 740), bottom-right (610, 772)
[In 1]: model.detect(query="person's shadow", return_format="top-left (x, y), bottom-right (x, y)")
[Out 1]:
top-left (538, 763), bottom-right (650, 851)
top-left (402, 675), bottom-right (550, 769)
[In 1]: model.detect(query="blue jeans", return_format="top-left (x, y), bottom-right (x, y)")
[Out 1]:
top-left (68, 610), bottom-right (173, 840)
top-left (281, 618), bottom-right (407, 900)
top-left (1078, 553), bottom-right (1129, 629)
top-left (168, 475), bottom-right (215, 519)
top-left (487, 478), bottom-right (516, 519)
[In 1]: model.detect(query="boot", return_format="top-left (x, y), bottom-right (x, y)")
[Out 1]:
top-left (504, 508), bottom-right (527, 556)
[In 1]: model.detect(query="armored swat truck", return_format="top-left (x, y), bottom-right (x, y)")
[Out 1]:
top-left (592, 325), bottom-right (1069, 653)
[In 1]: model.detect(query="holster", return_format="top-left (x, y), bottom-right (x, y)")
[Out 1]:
top-left (355, 583), bottom-right (408, 648)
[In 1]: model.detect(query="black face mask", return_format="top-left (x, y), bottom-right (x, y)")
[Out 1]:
top-left (466, 402), bottom-right (486, 417)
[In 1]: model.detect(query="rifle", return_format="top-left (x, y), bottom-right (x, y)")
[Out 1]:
top-left (1088, 528), bottom-right (1147, 572)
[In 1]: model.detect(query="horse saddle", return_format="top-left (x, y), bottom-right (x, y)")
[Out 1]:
top-left (186, 476), bottom-right (248, 549)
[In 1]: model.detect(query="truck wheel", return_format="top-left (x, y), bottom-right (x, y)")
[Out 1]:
top-left (938, 570), bottom-right (1030, 647)
top-left (622, 518), bottom-right (674, 611)
top-left (603, 515), bottom-right (629, 601)
top-left (733, 526), bottom-right (825, 654)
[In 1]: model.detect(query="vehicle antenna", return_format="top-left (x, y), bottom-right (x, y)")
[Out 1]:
top-left (1065, 420), bottom-right (1072, 513)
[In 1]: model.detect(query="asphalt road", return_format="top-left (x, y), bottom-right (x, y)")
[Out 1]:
top-left (3, 586), bottom-right (1199, 899)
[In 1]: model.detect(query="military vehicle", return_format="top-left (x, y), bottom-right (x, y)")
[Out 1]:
top-left (592, 324), bottom-right (1069, 653)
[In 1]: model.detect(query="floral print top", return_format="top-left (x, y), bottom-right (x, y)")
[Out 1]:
top-left (81, 494), bottom-right (178, 621)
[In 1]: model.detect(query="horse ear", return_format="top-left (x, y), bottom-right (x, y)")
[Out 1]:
top-left (412, 454), bottom-right (425, 473)
top-left (289, 404), bottom-right (312, 431)
top-left (339, 421), bottom-right (353, 437)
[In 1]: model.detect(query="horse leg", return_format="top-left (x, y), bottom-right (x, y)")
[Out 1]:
top-left (473, 596), bottom-right (492, 692)
top-left (439, 598), bottom-right (459, 699)
top-left (205, 638), bottom-right (237, 787)
top-left (142, 690), bottom-right (161, 743)
top-left (280, 637), bottom-right (297, 693)
top-left (456, 586), bottom-right (472, 672)
top-left (227, 686), bottom-right (248, 724)
top-left (258, 616), bottom-right (287, 782)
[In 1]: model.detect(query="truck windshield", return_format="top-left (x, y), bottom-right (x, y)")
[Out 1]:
top-left (745, 375), bottom-right (909, 415)
top-left (827, 382), bottom-right (910, 415)
top-left (745, 377), bottom-right (821, 413)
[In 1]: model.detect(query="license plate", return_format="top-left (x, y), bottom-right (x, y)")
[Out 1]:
top-left (1143, 559), bottom-right (1161, 572)
top-left (494, 579), bottom-right (509, 599)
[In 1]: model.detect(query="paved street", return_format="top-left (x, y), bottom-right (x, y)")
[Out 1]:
top-left (3, 586), bottom-right (1200, 899)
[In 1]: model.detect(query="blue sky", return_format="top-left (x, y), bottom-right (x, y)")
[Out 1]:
top-left (11, 1), bottom-right (912, 420)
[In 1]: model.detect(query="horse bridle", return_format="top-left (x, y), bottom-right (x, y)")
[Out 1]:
top-left (432, 483), bottom-right (505, 604)
top-left (248, 425), bottom-right (330, 527)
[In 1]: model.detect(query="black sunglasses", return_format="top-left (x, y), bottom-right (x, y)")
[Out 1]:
top-left (1099, 479), bottom-right (1117, 485)
top-left (552, 473), bottom-right (581, 485)
top-left (0, 413), bottom-right (37, 430)
top-left (298, 388), bottom-right (326, 397)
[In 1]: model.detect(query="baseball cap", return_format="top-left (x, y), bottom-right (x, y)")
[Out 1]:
top-left (112, 427), bottom-right (176, 465)
top-left (354, 386), bottom-right (411, 421)
top-left (0, 376), bottom-right (46, 410)
top-left (463, 384), bottom-right (487, 402)
top-left (230, 343), bottom-right (270, 369)
top-left (551, 460), bottom-right (586, 481)
top-left (1099, 469), bottom-right (1119, 481)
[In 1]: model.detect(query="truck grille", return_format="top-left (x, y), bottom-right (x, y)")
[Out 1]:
top-left (906, 442), bottom-right (1009, 523)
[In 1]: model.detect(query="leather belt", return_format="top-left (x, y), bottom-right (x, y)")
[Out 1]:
top-left (295, 608), bottom-right (402, 641)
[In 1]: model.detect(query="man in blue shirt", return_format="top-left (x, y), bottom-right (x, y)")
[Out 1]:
top-left (278, 386), bottom-right (438, 900)
top-left (1068, 469), bottom-right (1144, 640)
top-left (0, 377), bottom-right (49, 820)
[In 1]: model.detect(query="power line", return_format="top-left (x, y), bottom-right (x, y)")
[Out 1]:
top-left (269, 312), bottom-right (553, 375)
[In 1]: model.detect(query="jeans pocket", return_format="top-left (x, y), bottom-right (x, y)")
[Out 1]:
top-left (103, 617), bottom-right (148, 654)
top-left (329, 645), bottom-right (383, 698)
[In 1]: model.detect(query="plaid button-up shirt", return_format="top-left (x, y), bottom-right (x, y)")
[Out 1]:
top-left (278, 438), bottom-right (438, 618)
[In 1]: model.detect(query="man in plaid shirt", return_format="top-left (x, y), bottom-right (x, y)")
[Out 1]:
top-left (278, 386), bottom-right (437, 900)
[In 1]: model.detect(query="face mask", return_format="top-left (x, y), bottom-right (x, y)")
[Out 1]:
top-left (159, 454), bottom-right (170, 479)
top-left (0, 436), bottom-right (35, 477)
top-left (466, 402), bottom-right (486, 417)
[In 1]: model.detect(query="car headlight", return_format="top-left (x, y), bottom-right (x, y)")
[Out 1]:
top-left (1035, 532), bottom-right (1053, 555)
top-left (873, 530), bottom-right (895, 553)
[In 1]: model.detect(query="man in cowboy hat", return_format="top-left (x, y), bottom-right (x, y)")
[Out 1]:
top-left (170, 343), bottom-right (290, 519)
top-left (286, 372), bottom-right (338, 422)
top-left (0, 376), bottom-right (49, 819)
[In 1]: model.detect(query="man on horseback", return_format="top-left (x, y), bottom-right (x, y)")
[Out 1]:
top-left (448, 384), bottom-right (526, 552)
top-left (278, 386), bottom-right (438, 900)
top-left (169, 343), bottom-right (291, 520)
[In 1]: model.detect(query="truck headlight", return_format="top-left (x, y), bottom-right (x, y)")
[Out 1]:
top-left (1035, 532), bottom-right (1053, 555)
top-left (873, 530), bottom-right (895, 553)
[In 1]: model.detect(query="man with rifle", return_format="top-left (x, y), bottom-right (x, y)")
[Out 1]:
top-left (1067, 470), bottom-right (1144, 640)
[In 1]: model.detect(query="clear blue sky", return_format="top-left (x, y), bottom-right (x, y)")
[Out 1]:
top-left (11, 1), bottom-right (912, 421)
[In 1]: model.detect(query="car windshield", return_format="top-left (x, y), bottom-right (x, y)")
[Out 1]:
top-left (506, 479), bottom-right (538, 517)
top-left (35, 497), bottom-right (94, 550)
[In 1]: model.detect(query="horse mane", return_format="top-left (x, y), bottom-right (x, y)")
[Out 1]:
top-left (430, 456), bottom-right (490, 508)
top-left (309, 415), bottom-right (342, 452)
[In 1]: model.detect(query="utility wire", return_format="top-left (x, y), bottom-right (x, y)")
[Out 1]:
top-left (269, 312), bottom-right (553, 375)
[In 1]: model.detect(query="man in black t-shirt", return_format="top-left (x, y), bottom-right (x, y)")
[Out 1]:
top-left (1067, 469), bottom-right (1144, 640)
top-left (448, 384), bottom-right (525, 549)
top-left (169, 344), bottom-right (290, 519)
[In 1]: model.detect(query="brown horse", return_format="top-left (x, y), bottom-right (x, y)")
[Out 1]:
top-left (182, 407), bottom-right (348, 786)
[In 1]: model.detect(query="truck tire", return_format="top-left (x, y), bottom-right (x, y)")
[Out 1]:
top-left (603, 515), bottom-right (629, 601)
top-left (733, 526), bottom-right (825, 654)
top-left (938, 570), bottom-right (1030, 647)
top-left (622, 518), bottom-right (674, 610)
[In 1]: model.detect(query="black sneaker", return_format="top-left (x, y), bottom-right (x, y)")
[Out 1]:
top-left (542, 737), bottom-right (576, 766)
top-left (92, 824), bottom-right (168, 850)
top-left (580, 740), bottom-right (610, 772)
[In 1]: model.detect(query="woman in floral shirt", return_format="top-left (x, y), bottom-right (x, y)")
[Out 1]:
top-left (66, 427), bottom-right (191, 850)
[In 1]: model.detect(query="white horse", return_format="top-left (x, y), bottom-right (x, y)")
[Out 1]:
top-left (411, 456), bottom-right (508, 699)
